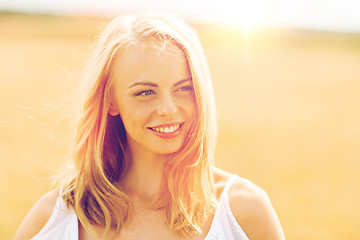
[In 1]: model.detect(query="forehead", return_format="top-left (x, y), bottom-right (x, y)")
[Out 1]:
top-left (110, 43), bottom-right (191, 87)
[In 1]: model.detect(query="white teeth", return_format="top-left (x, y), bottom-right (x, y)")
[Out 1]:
top-left (152, 124), bottom-right (180, 133)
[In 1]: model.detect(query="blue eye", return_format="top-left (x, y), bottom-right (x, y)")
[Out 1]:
top-left (177, 86), bottom-right (193, 92)
top-left (136, 90), bottom-right (154, 96)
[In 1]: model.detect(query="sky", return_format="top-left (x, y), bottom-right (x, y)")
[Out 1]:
top-left (1, 0), bottom-right (360, 32)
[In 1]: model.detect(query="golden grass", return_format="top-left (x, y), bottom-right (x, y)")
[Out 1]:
top-left (1, 13), bottom-right (359, 239)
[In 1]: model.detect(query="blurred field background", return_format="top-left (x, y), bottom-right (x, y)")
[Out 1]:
top-left (1, 12), bottom-right (360, 239)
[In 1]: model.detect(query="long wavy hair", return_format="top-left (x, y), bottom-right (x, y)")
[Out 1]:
top-left (61, 12), bottom-right (218, 238)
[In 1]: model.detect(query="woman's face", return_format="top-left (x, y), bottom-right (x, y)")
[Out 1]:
top-left (109, 44), bottom-right (196, 156)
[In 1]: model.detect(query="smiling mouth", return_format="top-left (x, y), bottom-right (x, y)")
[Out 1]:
top-left (148, 123), bottom-right (183, 133)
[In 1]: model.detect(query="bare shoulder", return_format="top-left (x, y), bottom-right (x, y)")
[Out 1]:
top-left (14, 189), bottom-right (60, 240)
top-left (228, 176), bottom-right (285, 240)
top-left (212, 167), bottom-right (285, 239)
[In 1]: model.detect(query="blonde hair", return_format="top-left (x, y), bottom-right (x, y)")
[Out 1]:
top-left (62, 12), bottom-right (218, 238)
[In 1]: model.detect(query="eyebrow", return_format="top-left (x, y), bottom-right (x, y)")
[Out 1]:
top-left (128, 78), bottom-right (192, 89)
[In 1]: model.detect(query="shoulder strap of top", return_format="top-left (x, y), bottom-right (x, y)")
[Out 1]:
top-left (204, 174), bottom-right (249, 240)
top-left (223, 174), bottom-right (238, 194)
top-left (57, 186), bottom-right (67, 209)
top-left (59, 186), bottom-right (63, 196)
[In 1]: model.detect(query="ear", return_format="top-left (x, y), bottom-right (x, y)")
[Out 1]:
top-left (108, 101), bottom-right (120, 116)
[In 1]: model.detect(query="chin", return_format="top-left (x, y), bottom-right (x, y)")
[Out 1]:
top-left (153, 145), bottom-right (182, 155)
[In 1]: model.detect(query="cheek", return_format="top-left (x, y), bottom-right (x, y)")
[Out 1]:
top-left (181, 95), bottom-right (196, 118)
top-left (119, 102), bottom-right (152, 129)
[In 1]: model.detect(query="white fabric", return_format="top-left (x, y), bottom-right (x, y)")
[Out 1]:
top-left (31, 174), bottom-right (248, 240)
top-left (204, 174), bottom-right (249, 240)
top-left (31, 189), bottom-right (78, 240)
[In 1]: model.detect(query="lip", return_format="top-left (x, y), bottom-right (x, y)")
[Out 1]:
top-left (147, 122), bottom-right (184, 139)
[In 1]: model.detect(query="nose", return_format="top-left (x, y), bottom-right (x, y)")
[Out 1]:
top-left (156, 93), bottom-right (177, 117)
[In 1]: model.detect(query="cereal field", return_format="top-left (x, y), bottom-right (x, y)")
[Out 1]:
top-left (1, 13), bottom-right (359, 239)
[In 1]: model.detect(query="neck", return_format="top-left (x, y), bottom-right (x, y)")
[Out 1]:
top-left (121, 143), bottom-right (168, 205)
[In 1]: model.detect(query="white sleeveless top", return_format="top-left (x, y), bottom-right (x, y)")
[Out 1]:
top-left (31, 174), bottom-right (249, 240)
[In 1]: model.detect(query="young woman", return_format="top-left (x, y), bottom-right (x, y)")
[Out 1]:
top-left (14, 12), bottom-right (285, 240)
